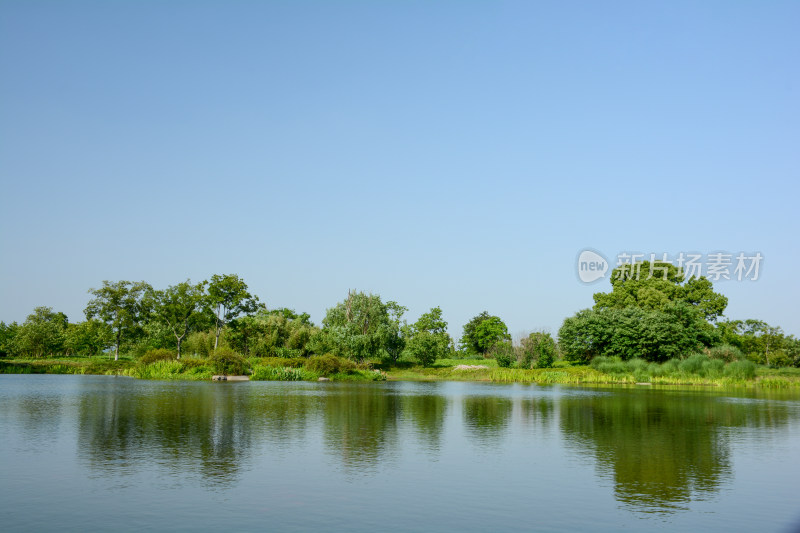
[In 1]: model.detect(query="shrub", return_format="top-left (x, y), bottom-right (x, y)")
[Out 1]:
top-left (209, 347), bottom-right (248, 375)
top-left (708, 344), bottom-right (744, 363)
top-left (490, 342), bottom-right (516, 368)
top-left (139, 348), bottom-right (176, 365)
top-left (679, 353), bottom-right (708, 375)
top-left (304, 354), bottom-right (356, 376)
top-left (593, 356), bottom-right (627, 375)
top-left (519, 332), bottom-right (557, 369)
top-left (703, 358), bottom-right (725, 378)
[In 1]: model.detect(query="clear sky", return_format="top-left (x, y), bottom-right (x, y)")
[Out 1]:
top-left (1, 1), bottom-right (798, 338)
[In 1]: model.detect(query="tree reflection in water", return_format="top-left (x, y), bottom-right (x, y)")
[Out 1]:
top-left (558, 388), bottom-right (793, 513)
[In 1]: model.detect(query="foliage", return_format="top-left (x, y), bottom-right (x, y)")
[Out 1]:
top-left (320, 290), bottom-right (404, 361)
top-left (558, 304), bottom-right (715, 364)
top-left (183, 330), bottom-right (219, 358)
top-left (404, 307), bottom-right (452, 367)
top-left (716, 318), bottom-right (797, 367)
top-left (406, 330), bottom-right (447, 367)
top-left (490, 341), bottom-right (515, 368)
top-left (707, 343), bottom-right (744, 363)
top-left (64, 319), bottom-right (113, 356)
top-left (206, 274), bottom-right (261, 351)
top-left (593, 261), bottom-right (728, 322)
top-left (0, 321), bottom-right (19, 357)
top-left (11, 307), bottom-right (68, 357)
top-left (139, 348), bottom-right (177, 365)
top-left (519, 332), bottom-right (557, 369)
top-left (304, 354), bottom-right (357, 376)
top-left (150, 280), bottom-right (207, 359)
top-left (208, 347), bottom-right (248, 375)
top-left (460, 311), bottom-right (510, 356)
top-left (587, 354), bottom-right (757, 381)
top-left (85, 280), bottom-right (152, 360)
top-left (226, 308), bottom-right (318, 357)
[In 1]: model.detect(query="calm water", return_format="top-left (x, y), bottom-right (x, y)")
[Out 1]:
top-left (2, 375), bottom-right (800, 532)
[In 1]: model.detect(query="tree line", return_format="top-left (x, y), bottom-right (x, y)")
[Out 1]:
top-left (1, 265), bottom-right (798, 368)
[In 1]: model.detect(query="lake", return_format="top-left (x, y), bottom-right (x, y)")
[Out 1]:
top-left (2, 375), bottom-right (800, 532)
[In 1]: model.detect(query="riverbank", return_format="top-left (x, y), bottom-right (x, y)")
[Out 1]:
top-left (3, 355), bottom-right (800, 388)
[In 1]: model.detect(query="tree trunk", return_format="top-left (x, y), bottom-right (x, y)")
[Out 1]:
top-left (114, 330), bottom-right (121, 361)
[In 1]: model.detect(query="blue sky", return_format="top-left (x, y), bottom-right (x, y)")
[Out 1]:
top-left (1, 1), bottom-right (798, 338)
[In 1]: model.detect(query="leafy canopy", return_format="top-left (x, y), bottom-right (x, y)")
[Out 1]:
top-left (320, 290), bottom-right (405, 361)
top-left (593, 260), bottom-right (728, 322)
top-left (460, 311), bottom-right (510, 355)
top-left (405, 306), bottom-right (451, 366)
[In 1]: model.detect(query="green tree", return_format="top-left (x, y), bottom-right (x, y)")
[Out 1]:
top-left (206, 274), bottom-right (261, 351)
top-left (593, 261), bottom-right (728, 322)
top-left (460, 311), bottom-right (510, 356)
top-left (405, 307), bottom-right (451, 366)
top-left (12, 307), bottom-right (69, 357)
top-left (85, 280), bottom-right (152, 360)
top-left (558, 304), bottom-right (714, 364)
top-left (0, 321), bottom-right (19, 357)
top-left (320, 290), bottom-right (404, 361)
top-left (64, 319), bottom-right (113, 356)
top-left (152, 280), bottom-right (207, 359)
top-left (227, 308), bottom-right (318, 357)
top-left (520, 332), bottom-right (557, 368)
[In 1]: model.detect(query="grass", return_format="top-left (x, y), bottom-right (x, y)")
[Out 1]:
top-left (2, 353), bottom-right (799, 388)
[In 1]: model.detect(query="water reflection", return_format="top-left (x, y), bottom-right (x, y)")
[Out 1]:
top-left (399, 389), bottom-right (448, 453)
top-left (77, 381), bottom-right (258, 487)
top-left (463, 395), bottom-right (513, 448)
top-left (5, 374), bottom-right (800, 523)
top-left (321, 385), bottom-right (402, 472)
top-left (559, 388), bottom-right (794, 513)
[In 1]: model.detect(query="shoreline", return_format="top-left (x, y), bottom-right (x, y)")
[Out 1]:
top-left (2, 357), bottom-right (799, 389)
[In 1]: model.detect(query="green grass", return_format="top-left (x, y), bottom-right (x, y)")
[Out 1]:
top-left (2, 353), bottom-right (799, 388)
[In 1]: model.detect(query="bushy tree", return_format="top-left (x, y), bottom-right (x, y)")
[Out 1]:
top-left (460, 311), bottom-right (510, 356)
top-left (519, 332), bottom-right (557, 368)
top-left (12, 307), bottom-right (68, 357)
top-left (405, 307), bottom-right (451, 366)
top-left (491, 341), bottom-right (516, 368)
top-left (593, 261), bottom-right (728, 322)
top-left (558, 304), bottom-right (714, 364)
top-left (320, 290), bottom-right (404, 361)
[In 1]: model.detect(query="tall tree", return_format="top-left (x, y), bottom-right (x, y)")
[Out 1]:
top-left (85, 280), bottom-right (152, 360)
top-left (152, 280), bottom-right (207, 359)
top-left (206, 274), bottom-right (260, 350)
